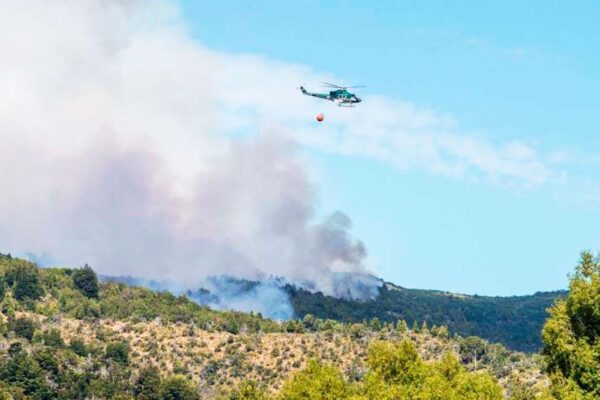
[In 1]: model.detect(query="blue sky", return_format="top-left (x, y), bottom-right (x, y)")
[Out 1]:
top-left (178, 0), bottom-right (600, 295)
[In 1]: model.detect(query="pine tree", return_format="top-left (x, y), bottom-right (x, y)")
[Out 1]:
top-left (369, 317), bottom-right (381, 331)
top-left (396, 320), bottom-right (408, 333)
top-left (412, 320), bottom-right (420, 332)
top-left (421, 320), bottom-right (429, 334)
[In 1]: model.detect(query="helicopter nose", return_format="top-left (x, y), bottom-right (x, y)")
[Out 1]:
top-left (355, 97), bottom-right (361, 103)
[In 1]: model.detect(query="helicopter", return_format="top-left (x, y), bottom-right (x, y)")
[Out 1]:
top-left (299, 82), bottom-right (364, 107)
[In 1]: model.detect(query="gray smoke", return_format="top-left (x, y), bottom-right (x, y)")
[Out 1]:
top-left (101, 275), bottom-right (295, 320)
top-left (0, 0), bottom-right (380, 307)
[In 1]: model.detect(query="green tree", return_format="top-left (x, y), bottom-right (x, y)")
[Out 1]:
top-left (366, 340), bottom-right (425, 387)
top-left (0, 347), bottom-right (55, 398)
top-left (72, 264), bottom-right (99, 298)
top-left (161, 375), bottom-right (198, 400)
top-left (460, 336), bottom-right (488, 366)
top-left (349, 323), bottom-right (367, 339)
top-left (396, 320), bottom-right (408, 333)
top-left (369, 317), bottom-right (382, 331)
top-left (432, 325), bottom-right (449, 339)
top-left (412, 320), bottom-right (420, 332)
top-left (542, 252), bottom-right (600, 399)
top-left (10, 263), bottom-right (44, 301)
top-left (278, 360), bottom-right (350, 400)
top-left (360, 340), bottom-right (502, 400)
top-left (134, 366), bottom-right (162, 400)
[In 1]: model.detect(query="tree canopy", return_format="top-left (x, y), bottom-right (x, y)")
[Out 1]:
top-left (542, 252), bottom-right (600, 399)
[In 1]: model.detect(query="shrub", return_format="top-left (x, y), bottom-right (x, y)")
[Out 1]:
top-left (12, 317), bottom-right (37, 340)
top-left (42, 328), bottom-right (63, 347)
top-left (106, 341), bottom-right (129, 364)
top-left (70, 337), bottom-right (88, 357)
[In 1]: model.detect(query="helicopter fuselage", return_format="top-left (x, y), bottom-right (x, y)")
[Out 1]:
top-left (300, 86), bottom-right (361, 106)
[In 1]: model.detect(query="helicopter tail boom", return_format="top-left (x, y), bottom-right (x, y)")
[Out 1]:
top-left (299, 86), bottom-right (332, 101)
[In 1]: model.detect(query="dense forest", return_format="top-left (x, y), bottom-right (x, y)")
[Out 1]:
top-left (105, 274), bottom-right (564, 353)
top-left (0, 251), bottom-right (597, 399)
top-left (286, 282), bottom-right (566, 352)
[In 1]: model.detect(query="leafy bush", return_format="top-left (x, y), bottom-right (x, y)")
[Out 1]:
top-left (106, 341), bottom-right (130, 365)
top-left (12, 317), bottom-right (36, 340)
top-left (42, 328), bottom-right (64, 347)
top-left (69, 337), bottom-right (88, 357)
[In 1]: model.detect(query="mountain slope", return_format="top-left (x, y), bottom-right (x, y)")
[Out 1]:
top-left (0, 253), bottom-right (548, 398)
top-left (287, 282), bottom-right (565, 352)
top-left (102, 273), bottom-right (565, 352)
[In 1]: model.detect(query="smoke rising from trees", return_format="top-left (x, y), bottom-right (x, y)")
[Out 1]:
top-left (0, 0), bottom-right (378, 304)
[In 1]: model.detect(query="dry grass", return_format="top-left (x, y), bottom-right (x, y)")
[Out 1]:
top-left (9, 311), bottom-right (548, 396)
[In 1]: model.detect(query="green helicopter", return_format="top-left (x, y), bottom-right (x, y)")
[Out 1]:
top-left (299, 82), bottom-right (364, 107)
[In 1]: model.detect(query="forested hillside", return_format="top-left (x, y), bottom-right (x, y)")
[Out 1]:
top-left (286, 282), bottom-right (565, 352)
top-left (0, 252), bottom-right (551, 399)
top-left (105, 274), bottom-right (564, 352)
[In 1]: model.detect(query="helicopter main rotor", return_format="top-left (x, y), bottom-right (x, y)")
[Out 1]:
top-left (321, 82), bottom-right (366, 90)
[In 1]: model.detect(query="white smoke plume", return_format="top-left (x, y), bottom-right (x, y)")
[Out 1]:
top-left (0, 0), bottom-right (377, 300)
top-left (1, 0), bottom-right (561, 307)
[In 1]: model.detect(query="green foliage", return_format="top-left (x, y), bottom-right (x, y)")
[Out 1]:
top-left (369, 317), bottom-right (381, 331)
top-left (278, 360), bottom-right (351, 400)
top-left (134, 366), bottom-right (162, 400)
top-left (459, 336), bottom-right (488, 365)
top-left (278, 340), bottom-right (503, 400)
top-left (161, 375), bottom-right (198, 400)
top-left (71, 265), bottom-right (99, 298)
top-left (7, 261), bottom-right (44, 301)
top-left (367, 340), bottom-right (425, 386)
top-left (229, 380), bottom-right (268, 400)
top-left (42, 328), bottom-right (64, 347)
top-left (431, 324), bottom-right (449, 338)
top-left (11, 317), bottom-right (37, 340)
top-left (0, 343), bottom-right (56, 399)
top-left (69, 337), bottom-right (88, 357)
top-left (0, 253), bottom-right (548, 399)
top-left (287, 283), bottom-right (565, 352)
top-left (362, 340), bottom-right (502, 400)
top-left (396, 319), bottom-right (408, 333)
top-left (106, 341), bottom-right (130, 365)
top-left (542, 252), bottom-right (600, 399)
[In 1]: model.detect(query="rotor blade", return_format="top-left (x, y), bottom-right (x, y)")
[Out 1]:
top-left (321, 81), bottom-right (345, 89)
top-left (321, 82), bottom-right (366, 90)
